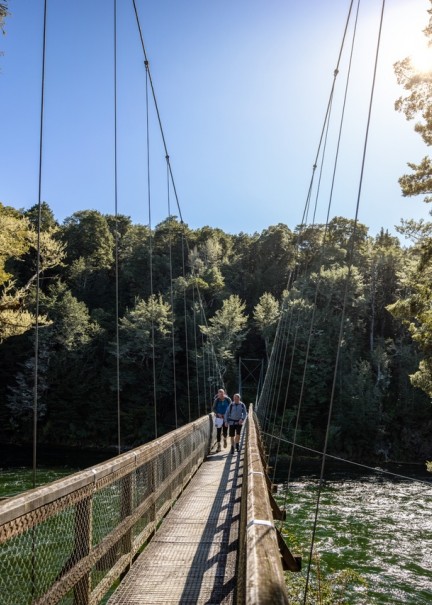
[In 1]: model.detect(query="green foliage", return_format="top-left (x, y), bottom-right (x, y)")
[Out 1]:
top-left (0, 197), bottom-right (430, 458)
top-left (0, 203), bottom-right (31, 286)
top-left (393, 4), bottom-right (432, 201)
top-left (62, 210), bottom-right (114, 271)
top-left (253, 292), bottom-right (280, 359)
top-left (24, 202), bottom-right (58, 231)
top-left (118, 294), bottom-right (172, 363)
top-left (0, 204), bottom-right (65, 341)
top-left (200, 294), bottom-right (248, 376)
top-left (386, 4), bottom-right (432, 402)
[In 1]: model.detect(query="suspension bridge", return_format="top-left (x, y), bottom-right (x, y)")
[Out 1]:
top-left (1, 0), bottom-right (432, 603)
top-left (0, 408), bottom-right (300, 604)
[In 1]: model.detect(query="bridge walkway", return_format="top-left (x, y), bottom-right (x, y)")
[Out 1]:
top-left (107, 442), bottom-right (243, 605)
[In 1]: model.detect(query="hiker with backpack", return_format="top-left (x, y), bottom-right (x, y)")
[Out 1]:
top-left (224, 393), bottom-right (247, 454)
top-left (213, 388), bottom-right (231, 452)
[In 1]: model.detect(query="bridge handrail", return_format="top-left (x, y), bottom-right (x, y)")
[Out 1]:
top-left (239, 404), bottom-right (290, 604)
top-left (0, 414), bottom-right (213, 605)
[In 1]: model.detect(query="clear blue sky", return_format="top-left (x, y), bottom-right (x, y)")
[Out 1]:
top-left (1, 0), bottom-right (431, 239)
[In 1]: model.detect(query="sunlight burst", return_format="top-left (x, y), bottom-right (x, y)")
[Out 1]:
top-left (408, 41), bottom-right (432, 73)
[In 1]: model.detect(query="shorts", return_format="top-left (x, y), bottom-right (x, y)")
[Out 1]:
top-left (229, 423), bottom-right (242, 437)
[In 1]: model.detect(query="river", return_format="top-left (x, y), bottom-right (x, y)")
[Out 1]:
top-left (278, 463), bottom-right (432, 604)
top-left (1, 456), bottom-right (431, 604)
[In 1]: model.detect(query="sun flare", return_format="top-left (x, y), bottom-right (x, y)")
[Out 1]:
top-left (409, 42), bottom-right (432, 73)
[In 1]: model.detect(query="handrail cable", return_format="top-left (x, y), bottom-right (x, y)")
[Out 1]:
top-left (303, 1), bottom-right (386, 601)
top-left (261, 430), bottom-right (432, 487)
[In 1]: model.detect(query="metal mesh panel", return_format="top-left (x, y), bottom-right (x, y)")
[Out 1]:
top-left (134, 461), bottom-right (153, 506)
top-left (93, 483), bottom-right (121, 547)
top-left (0, 415), bottom-right (212, 605)
top-left (0, 505), bottom-right (78, 604)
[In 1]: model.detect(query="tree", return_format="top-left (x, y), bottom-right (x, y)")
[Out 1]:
top-left (200, 295), bottom-right (248, 377)
top-left (388, 2), bottom-right (432, 398)
top-left (0, 204), bottom-right (64, 341)
top-left (253, 292), bottom-right (280, 360)
top-left (394, 1), bottom-right (432, 200)
top-left (114, 294), bottom-right (175, 442)
top-left (0, 203), bottom-right (31, 286)
top-left (117, 294), bottom-right (172, 363)
top-left (62, 210), bottom-right (114, 271)
top-left (25, 202), bottom-right (58, 231)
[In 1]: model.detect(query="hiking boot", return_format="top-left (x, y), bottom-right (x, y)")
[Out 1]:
top-left (223, 437), bottom-right (227, 448)
top-left (230, 446), bottom-right (234, 454)
top-left (217, 442), bottom-right (221, 452)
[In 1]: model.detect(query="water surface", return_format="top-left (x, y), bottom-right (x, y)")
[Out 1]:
top-left (280, 470), bottom-right (432, 604)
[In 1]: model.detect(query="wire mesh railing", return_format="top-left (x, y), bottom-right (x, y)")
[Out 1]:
top-left (0, 415), bottom-right (213, 605)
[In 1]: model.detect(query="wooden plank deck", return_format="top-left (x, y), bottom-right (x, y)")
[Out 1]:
top-left (107, 440), bottom-right (244, 605)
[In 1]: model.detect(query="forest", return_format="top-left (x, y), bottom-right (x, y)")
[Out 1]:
top-left (1, 2), bottom-right (432, 467)
top-left (0, 204), bottom-right (431, 464)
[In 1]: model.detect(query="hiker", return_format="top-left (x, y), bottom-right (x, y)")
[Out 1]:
top-left (224, 393), bottom-right (247, 454)
top-left (213, 388), bottom-right (231, 452)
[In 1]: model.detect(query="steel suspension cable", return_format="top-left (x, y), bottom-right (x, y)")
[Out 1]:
top-left (260, 0), bottom-right (357, 454)
top-left (33, 0), bottom-right (48, 491)
top-left (181, 233), bottom-right (192, 422)
top-left (144, 61), bottom-right (158, 438)
top-left (31, 4), bottom-right (48, 598)
top-left (192, 287), bottom-right (201, 417)
top-left (261, 431), bottom-right (432, 487)
top-left (263, 303), bottom-right (292, 442)
top-left (132, 0), bottom-right (225, 418)
top-left (303, 1), bottom-right (386, 601)
top-left (278, 0), bottom-right (362, 501)
top-left (113, 0), bottom-right (122, 456)
top-left (270, 304), bottom-right (305, 484)
top-left (300, 0), bottom-right (355, 227)
top-left (258, 0), bottom-right (355, 435)
top-left (131, 0), bottom-right (183, 223)
top-left (166, 160), bottom-right (178, 428)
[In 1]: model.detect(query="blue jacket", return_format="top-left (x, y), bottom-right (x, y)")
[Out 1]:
top-left (213, 396), bottom-right (231, 417)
